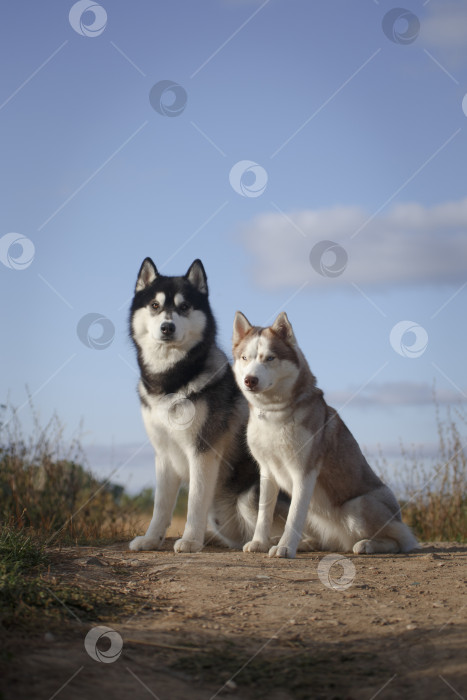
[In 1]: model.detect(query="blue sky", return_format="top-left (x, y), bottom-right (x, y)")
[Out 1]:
top-left (1, 0), bottom-right (466, 493)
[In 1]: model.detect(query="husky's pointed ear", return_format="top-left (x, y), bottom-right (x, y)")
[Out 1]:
top-left (185, 259), bottom-right (208, 294)
top-left (233, 311), bottom-right (252, 346)
top-left (271, 312), bottom-right (296, 346)
top-left (135, 257), bottom-right (158, 293)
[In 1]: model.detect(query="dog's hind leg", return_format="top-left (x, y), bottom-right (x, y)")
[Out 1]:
top-left (353, 518), bottom-right (418, 554)
top-left (129, 457), bottom-right (181, 551)
top-left (342, 488), bottom-right (417, 554)
top-left (353, 537), bottom-right (400, 554)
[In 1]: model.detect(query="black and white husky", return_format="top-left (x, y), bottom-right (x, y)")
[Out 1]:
top-left (128, 258), bottom-right (286, 553)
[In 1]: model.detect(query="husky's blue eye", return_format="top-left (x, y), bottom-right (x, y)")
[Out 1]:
top-left (241, 355), bottom-right (247, 361)
top-left (266, 356), bottom-right (275, 362)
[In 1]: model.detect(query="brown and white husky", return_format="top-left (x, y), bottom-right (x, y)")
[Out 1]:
top-left (232, 311), bottom-right (418, 558)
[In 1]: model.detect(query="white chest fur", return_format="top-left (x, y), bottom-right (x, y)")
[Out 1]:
top-left (140, 386), bottom-right (207, 481)
top-left (247, 409), bottom-right (311, 494)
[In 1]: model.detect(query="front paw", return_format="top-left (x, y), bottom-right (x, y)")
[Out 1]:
top-left (129, 535), bottom-right (164, 551)
top-left (174, 538), bottom-right (203, 553)
top-left (243, 540), bottom-right (269, 553)
top-left (269, 544), bottom-right (296, 559)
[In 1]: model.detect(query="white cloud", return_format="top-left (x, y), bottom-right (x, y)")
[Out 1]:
top-left (239, 197), bottom-right (467, 289)
top-left (421, 0), bottom-right (467, 65)
top-left (326, 381), bottom-right (466, 409)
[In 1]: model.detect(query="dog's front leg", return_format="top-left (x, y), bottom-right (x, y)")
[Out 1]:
top-left (244, 471), bottom-right (280, 553)
top-left (174, 451), bottom-right (220, 553)
top-left (269, 470), bottom-right (317, 559)
top-left (129, 456), bottom-right (181, 551)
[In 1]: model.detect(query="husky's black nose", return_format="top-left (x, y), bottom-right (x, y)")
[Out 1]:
top-left (244, 375), bottom-right (258, 390)
top-left (160, 321), bottom-right (176, 337)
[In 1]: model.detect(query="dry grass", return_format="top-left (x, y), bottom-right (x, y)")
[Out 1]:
top-left (1, 397), bottom-right (466, 547)
top-left (0, 400), bottom-right (151, 545)
top-left (0, 525), bottom-right (153, 630)
top-left (375, 404), bottom-right (467, 542)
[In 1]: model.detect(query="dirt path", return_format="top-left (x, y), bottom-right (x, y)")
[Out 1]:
top-left (2, 540), bottom-right (466, 700)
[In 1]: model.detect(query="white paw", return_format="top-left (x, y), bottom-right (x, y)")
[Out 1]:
top-left (268, 544), bottom-right (296, 559)
top-left (243, 540), bottom-right (269, 553)
top-left (353, 539), bottom-right (375, 554)
top-left (129, 535), bottom-right (164, 552)
top-left (174, 538), bottom-right (203, 553)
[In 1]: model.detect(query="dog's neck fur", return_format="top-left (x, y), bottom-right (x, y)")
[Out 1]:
top-left (137, 333), bottom-right (219, 397)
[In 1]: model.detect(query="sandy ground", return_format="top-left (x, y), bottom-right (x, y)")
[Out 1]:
top-left (2, 530), bottom-right (466, 700)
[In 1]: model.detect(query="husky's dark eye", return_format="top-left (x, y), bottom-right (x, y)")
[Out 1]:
top-left (151, 301), bottom-right (160, 310)
top-left (179, 302), bottom-right (190, 313)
